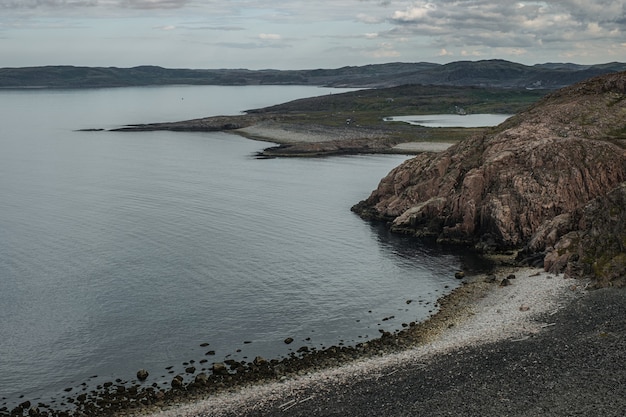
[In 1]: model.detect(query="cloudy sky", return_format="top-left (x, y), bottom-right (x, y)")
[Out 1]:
top-left (1, 0), bottom-right (624, 69)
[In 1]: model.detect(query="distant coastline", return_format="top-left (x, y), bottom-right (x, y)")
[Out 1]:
top-left (3, 59), bottom-right (626, 89)
top-left (102, 83), bottom-right (546, 157)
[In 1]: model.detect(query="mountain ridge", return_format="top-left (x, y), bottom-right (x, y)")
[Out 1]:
top-left (2, 59), bottom-right (626, 89)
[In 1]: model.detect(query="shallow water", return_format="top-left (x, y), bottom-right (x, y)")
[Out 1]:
top-left (0, 86), bottom-right (484, 409)
top-left (388, 113), bottom-right (512, 128)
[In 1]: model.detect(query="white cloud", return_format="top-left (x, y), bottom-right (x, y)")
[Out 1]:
top-left (461, 49), bottom-right (484, 58)
top-left (356, 12), bottom-right (383, 24)
top-left (366, 41), bottom-right (400, 58)
top-left (392, 2), bottom-right (436, 22)
top-left (258, 33), bottom-right (281, 40)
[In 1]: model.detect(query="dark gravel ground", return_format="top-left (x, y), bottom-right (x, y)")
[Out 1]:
top-left (219, 286), bottom-right (626, 417)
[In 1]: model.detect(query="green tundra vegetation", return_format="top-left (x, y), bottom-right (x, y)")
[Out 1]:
top-left (245, 84), bottom-right (548, 144)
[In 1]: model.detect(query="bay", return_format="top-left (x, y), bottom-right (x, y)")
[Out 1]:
top-left (0, 85), bottom-right (482, 409)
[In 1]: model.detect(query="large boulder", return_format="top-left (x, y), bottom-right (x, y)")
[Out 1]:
top-left (353, 72), bottom-right (626, 253)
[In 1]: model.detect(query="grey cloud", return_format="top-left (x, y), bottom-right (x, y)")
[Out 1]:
top-left (176, 20), bottom-right (245, 31)
top-left (559, 0), bottom-right (625, 22)
top-left (0, 0), bottom-right (96, 7)
top-left (214, 42), bottom-right (261, 50)
top-left (358, 0), bottom-right (392, 5)
top-left (0, 0), bottom-right (190, 9)
top-left (389, 0), bottom-right (625, 49)
top-left (120, 0), bottom-right (190, 9)
top-left (215, 41), bottom-right (291, 50)
top-left (188, 26), bottom-right (245, 31)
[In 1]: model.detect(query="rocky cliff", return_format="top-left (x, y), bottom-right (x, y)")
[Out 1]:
top-left (352, 72), bottom-right (626, 286)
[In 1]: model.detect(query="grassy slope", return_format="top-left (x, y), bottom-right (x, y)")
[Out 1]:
top-left (246, 85), bottom-right (547, 144)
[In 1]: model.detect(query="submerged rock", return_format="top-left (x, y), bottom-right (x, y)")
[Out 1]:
top-left (194, 373), bottom-right (209, 386)
top-left (171, 375), bottom-right (184, 389)
top-left (211, 363), bottom-right (229, 376)
top-left (253, 356), bottom-right (268, 366)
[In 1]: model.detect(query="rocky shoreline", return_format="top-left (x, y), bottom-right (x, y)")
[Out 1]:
top-left (3, 262), bottom-right (556, 417)
top-left (216, 277), bottom-right (626, 417)
top-left (113, 266), bottom-right (603, 417)
top-left (351, 71), bottom-right (626, 287)
top-left (14, 265), bottom-right (620, 417)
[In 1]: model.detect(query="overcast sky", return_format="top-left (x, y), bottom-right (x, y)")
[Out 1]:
top-left (1, 0), bottom-right (624, 69)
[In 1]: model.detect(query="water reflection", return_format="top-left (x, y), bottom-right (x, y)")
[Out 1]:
top-left (369, 221), bottom-right (494, 275)
top-left (386, 114), bottom-right (512, 128)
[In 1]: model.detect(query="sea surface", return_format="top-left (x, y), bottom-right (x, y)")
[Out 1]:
top-left (388, 113), bottom-right (512, 127)
top-left (0, 85), bottom-right (486, 409)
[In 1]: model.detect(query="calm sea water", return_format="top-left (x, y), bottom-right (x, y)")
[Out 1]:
top-left (0, 85), bottom-right (483, 408)
top-left (388, 113), bottom-right (512, 127)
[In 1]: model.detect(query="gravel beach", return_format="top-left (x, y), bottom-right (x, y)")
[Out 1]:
top-left (125, 267), bottom-right (626, 417)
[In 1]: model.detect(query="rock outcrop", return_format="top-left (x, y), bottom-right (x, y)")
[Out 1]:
top-left (353, 71), bottom-right (626, 285)
top-left (541, 182), bottom-right (626, 287)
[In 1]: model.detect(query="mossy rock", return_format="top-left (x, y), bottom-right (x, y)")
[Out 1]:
top-left (593, 252), bottom-right (626, 287)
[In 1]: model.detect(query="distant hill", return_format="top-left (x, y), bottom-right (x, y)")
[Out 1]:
top-left (1, 60), bottom-right (625, 89)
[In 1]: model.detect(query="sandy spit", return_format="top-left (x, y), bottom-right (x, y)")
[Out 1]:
top-left (235, 124), bottom-right (336, 143)
top-left (128, 267), bottom-right (585, 417)
top-left (233, 122), bottom-right (458, 155)
top-left (236, 123), bottom-right (454, 153)
top-left (392, 141), bottom-right (453, 152)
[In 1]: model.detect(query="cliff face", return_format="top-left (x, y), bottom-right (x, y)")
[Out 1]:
top-left (539, 182), bottom-right (626, 287)
top-left (353, 72), bottom-right (626, 284)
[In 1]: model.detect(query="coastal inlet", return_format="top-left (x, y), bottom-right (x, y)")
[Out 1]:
top-left (0, 84), bottom-right (489, 416)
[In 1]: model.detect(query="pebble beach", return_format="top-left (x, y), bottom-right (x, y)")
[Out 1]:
top-left (125, 267), bottom-right (617, 417)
